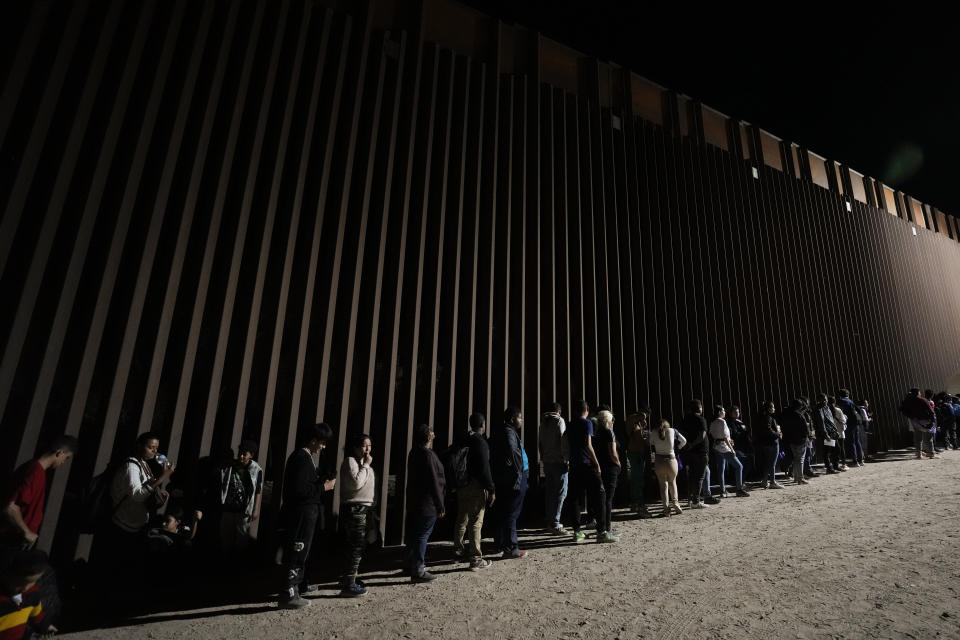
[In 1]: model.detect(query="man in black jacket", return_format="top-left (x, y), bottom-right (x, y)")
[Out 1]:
top-left (404, 424), bottom-right (446, 582)
top-left (780, 400), bottom-right (810, 486)
top-left (812, 394), bottom-right (841, 474)
top-left (489, 407), bottom-right (527, 559)
top-left (677, 399), bottom-right (718, 508)
top-left (452, 413), bottom-right (495, 570)
top-left (277, 423), bottom-right (335, 609)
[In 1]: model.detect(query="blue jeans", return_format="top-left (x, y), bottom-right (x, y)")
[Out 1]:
top-left (714, 450), bottom-right (743, 490)
top-left (403, 514), bottom-right (437, 576)
top-left (543, 462), bottom-right (568, 528)
top-left (627, 451), bottom-right (647, 506)
top-left (760, 443), bottom-right (779, 483)
top-left (846, 424), bottom-right (865, 463)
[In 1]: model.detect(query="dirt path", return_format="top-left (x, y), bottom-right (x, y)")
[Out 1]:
top-left (66, 450), bottom-right (960, 639)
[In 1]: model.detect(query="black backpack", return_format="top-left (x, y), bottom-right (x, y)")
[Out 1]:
top-left (78, 459), bottom-right (129, 533)
top-left (220, 466), bottom-right (248, 512)
top-left (442, 445), bottom-right (471, 492)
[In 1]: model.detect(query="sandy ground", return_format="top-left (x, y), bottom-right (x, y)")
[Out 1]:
top-left (65, 449), bottom-right (960, 639)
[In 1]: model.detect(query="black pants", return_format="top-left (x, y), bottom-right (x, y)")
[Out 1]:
top-left (683, 454), bottom-right (708, 503)
top-left (600, 466), bottom-right (620, 533)
top-left (279, 504), bottom-right (318, 597)
top-left (566, 464), bottom-right (606, 534)
top-left (822, 443), bottom-right (840, 471)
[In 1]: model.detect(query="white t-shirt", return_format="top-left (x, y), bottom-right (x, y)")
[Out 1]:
top-left (650, 428), bottom-right (686, 455)
top-left (709, 418), bottom-right (732, 453)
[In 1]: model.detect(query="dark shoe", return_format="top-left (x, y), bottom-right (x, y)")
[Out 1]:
top-left (278, 587), bottom-right (310, 609)
top-left (502, 549), bottom-right (527, 559)
top-left (825, 469), bottom-right (838, 474)
top-left (339, 582), bottom-right (367, 598)
top-left (411, 571), bottom-right (437, 583)
top-left (703, 495), bottom-right (720, 505)
top-left (735, 488), bottom-right (750, 497)
top-left (637, 509), bottom-right (653, 519)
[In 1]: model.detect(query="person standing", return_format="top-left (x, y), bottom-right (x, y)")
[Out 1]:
top-left (277, 423), bottom-right (335, 609)
top-left (708, 405), bottom-right (750, 498)
top-left (828, 396), bottom-right (849, 470)
top-left (564, 400), bottom-right (609, 543)
top-left (339, 433), bottom-right (375, 597)
top-left (799, 398), bottom-right (819, 478)
top-left (453, 413), bottom-right (495, 570)
top-left (838, 389), bottom-right (865, 466)
top-left (594, 409), bottom-right (621, 541)
top-left (1, 436), bottom-right (78, 548)
top-left (677, 399), bottom-right (717, 508)
top-left (780, 400), bottom-right (810, 485)
top-left (650, 419), bottom-right (686, 516)
top-left (538, 404), bottom-right (568, 534)
top-left (812, 394), bottom-right (841, 474)
top-left (754, 401), bottom-right (785, 489)
top-left (900, 388), bottom-right (935, 459)
top-left (726, 405), bottom-right (754, 481)
top-left (404, 424), bottom-right (446, 581)
top-left (218, 439), bottom-right (264, 554)
top-left (625, 410), bottom-right (652, 518)
top-left (489, 408), bottom-right (527, 559)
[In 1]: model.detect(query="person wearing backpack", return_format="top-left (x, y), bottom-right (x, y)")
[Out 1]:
top-left (218, 439), bottom-right (264, 554)
top-left (452, 413), bottom-right (495, 570)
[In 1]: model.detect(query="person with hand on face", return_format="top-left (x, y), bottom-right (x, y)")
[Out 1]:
top-left (1, 436), bottom-right (78, 548)
top-left (404, 424), bottom-right (446, 582)
top-left (277, 423), bottom-right (336, 609)
top-left (339, 433), bottom-right (375, 597)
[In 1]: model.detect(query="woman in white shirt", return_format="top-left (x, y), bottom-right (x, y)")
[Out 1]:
top-left (708, 405), bottom-right (750, 498)
top-left (650, 419), bottom-right (686, 516)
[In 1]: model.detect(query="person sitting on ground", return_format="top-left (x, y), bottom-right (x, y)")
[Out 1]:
top-left (726, 405), bottom-right (754, 481)
top-left (753, 401), bottom-right (784, 489)
top-left (780, 399), bottom-right (810, 486)
top-left (453, 413), bottom-right (495, 570)
top-left (564, 400), bottom-right (607, 543)
top-left (708, 405), bottom-right (750, 498)
top-left (650, 419), bottom-right (686, 517)
top-left (0, 548), bottom-right (57, 639)
top-left (812, 393), bottom-right (841, 474)
top-left (677, 399), bottom-right (717, 508)
top-left (489, 408), bottom-right (528, 558)
top-left (625, 410), bottom-right (652, 518)
top-left (146, 507), bottom-right (201, 553)
top-left (339, 433), bottom-right (375, 597)
top-left (594, 409), bottom-right (621, 542)
top-left (277, 423), bottom-right (336, 609)
top-left (538, 404), bottom-right (568, 534)
top-left (1, 436), bottom-right (78, 548)
top-left (828, 397), bottom-right (849, 470)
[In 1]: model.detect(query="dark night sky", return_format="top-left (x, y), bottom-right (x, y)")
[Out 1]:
top-left (462, 1), bottom-right (958, 216)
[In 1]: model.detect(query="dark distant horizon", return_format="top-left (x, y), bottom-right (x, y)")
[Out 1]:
top-left (461, 0), bottom-right (957, 216)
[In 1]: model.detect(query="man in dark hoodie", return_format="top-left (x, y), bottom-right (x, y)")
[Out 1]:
top-left (677, 399), bottom-right (718, 508)
top-left (838, 389), bottom-right (865, 466)
top-left (779, 400), bottom-right (810, 485)
top-left (404, 424), bottom-right (446, 582)
top-left (489, 407), bottom-right (527, 559)
top-left (277, 423), bottom-right (335, 609)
